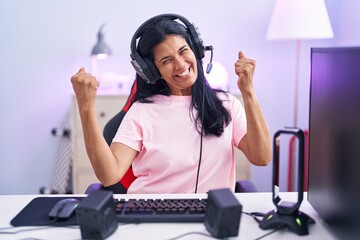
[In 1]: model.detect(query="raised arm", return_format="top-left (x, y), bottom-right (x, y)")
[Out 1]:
top-left (234, 51), bottom-right (272, 166)
top-left (71, 68), bottom-right (137, 186)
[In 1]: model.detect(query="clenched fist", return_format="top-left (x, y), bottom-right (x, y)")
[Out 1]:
top-left (71, 67), bottom-right (99, 111)
top-left (234, 51), bottom-right (256, 93)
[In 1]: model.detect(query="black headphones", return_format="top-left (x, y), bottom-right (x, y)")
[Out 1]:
top-left (130, 13), bottom-right (207, 84)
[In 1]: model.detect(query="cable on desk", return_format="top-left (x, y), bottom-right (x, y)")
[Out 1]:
top-left (167, 230), bottom-right (213, 240)
top-left (241, 211), bottom-right (286, 240)
top-left (253, 225), bottom-right (285, 240)
top-left (0, 225), bottom-right (76, 235)
top-left (0, 217), bottom-right (58, 234)
top-left (19, 238), bottom-right (48, 240)
top-left (242, 211), bottom-right (266, 224)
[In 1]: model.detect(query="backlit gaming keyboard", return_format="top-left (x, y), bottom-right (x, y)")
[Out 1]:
top-left (113, 198), bottom-right (207, 223)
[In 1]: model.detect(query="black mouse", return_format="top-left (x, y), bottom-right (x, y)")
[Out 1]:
top-left (48, 198), bottom-right (80, 219)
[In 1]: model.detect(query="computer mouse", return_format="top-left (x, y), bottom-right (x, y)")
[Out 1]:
top-left (48, 198), bottom-right (80, 219)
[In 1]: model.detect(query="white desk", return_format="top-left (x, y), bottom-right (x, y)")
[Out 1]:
top-left (0, 192), bottom-right (337, 240)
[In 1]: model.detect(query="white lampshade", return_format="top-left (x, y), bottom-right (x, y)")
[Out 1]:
top-left (267, 0), bottom-right (333, 40)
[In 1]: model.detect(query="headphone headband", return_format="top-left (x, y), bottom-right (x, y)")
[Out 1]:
top-left (130, 13), bottom-right (206, 84)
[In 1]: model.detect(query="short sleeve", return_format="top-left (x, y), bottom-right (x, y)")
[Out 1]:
top-left (229, 94), bottom-right (247, 146)
top-left (112, 103), bottom-right (143, 152)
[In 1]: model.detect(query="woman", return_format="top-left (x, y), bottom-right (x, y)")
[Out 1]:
top-left (71, 14), bottom-right (271, 194)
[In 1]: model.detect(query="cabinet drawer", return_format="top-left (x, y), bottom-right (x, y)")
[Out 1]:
top-left (73, 169), bottom-right (99, 194)
top-left (73, 136), bottom-right (92, 169)
top-left (71, 95), bottom-right (127, 133)
top-left (235, 149), bottom-right (250, 180)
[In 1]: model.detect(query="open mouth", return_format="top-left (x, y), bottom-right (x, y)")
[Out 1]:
top-left (175, 68), bottom-right (190, 78)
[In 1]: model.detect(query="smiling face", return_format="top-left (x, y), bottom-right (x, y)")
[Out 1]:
top-left (153, 35), bottom-right (198, 96)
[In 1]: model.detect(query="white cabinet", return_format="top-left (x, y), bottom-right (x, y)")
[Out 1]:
top-left (71, 94), bottom-right (250, 193)
top-left (71, 95), bottom-right (128, 193)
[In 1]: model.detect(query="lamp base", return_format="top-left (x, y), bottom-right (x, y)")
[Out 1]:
top-left (259, 210), bottom-right (315, 236)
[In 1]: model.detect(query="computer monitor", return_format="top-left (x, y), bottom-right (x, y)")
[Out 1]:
top-left (308, 47), bottom-right (360, 238)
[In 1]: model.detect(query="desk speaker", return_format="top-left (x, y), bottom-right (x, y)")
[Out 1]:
top-left (76, 190), bottom-right (118, 240)
top-left (204, 188), bottom-right (242, 239)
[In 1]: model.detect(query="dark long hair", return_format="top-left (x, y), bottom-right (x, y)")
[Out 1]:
top-left (131, 19), bottom-right (231, 137)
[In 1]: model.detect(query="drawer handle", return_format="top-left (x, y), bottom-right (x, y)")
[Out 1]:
top-left (99, 112), bottom-right (106, 118)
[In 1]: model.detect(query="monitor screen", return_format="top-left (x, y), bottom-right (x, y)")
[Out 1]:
top-left (308, 47), bottom-right (360, 237)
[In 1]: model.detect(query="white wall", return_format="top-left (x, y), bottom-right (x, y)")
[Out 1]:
top-left (0, 0), bottom-right (359, 194)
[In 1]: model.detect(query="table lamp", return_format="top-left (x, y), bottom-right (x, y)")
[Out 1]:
top-left (91, 23), bottom-right (112, 81)
top-left (91, 23), bottom-right (112, 59)
top-left (266, 0), bottom-right (333, 127)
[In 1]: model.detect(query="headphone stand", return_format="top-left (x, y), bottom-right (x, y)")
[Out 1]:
top-left (259, 128), bottom-right (316, 236)
top-left (259, 209), bottom-right (315, 235)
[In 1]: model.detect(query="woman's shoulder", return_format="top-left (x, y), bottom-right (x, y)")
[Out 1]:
top-left (216, 91), bottom-right (243, 109)
top-left (216, 91), bottom-right (238, 101)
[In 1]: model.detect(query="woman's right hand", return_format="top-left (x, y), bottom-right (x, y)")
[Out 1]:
top-left (71, 67), bottom-right (99, 111)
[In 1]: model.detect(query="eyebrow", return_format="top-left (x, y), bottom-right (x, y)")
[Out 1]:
top-left (158, 45), bottom-right (188, 63)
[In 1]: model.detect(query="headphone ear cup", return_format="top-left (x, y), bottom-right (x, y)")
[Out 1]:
top-left (143, 58), bottom-right (161, 83)
top-left (130, 53), bottom-right (160, 84)
top-left (187, 24), bottom-right (205, 59)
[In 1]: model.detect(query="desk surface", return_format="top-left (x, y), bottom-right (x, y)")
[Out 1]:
top-left (0, 192), bottom-right (338, 240)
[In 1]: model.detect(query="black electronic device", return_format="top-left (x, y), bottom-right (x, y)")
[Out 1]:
top-left (308, 47), bottom-right (360, 239)
top-left (114, 197), bottom-right (206, 222)
top-left (130, 13), bottom-right (212, 84)
top-left (48, 198), bottom-right (80, 219)
top-left (204, 188), bottom-right (242, 239)
top-left (259, 128), bottom-right (315, 235)
top-left (76, 190), bottom-right (118, 240)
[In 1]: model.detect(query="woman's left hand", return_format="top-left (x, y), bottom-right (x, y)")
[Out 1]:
top-left (234, 51), bottom-right (255, 93)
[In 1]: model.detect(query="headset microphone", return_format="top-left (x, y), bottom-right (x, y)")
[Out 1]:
top-left (205, 46), bottom-right (214, 74)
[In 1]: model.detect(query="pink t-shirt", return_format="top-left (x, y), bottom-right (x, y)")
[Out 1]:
top-left (112, 93), bottom-right (247, 193)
